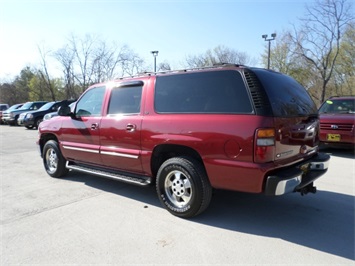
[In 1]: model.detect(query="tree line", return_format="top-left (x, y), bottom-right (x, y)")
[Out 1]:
top-left (1, 0), bottom-right (354, 107)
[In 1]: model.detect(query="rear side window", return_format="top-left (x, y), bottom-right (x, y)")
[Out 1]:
top-left (108, 86), bottom-right (142, 114)
top-left (253, 69), bottom-right (317, 116)
top-left (155, 70), bottom-right (253, 114)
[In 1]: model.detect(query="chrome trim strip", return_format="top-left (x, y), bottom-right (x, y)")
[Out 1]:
top-left (65, 161), bottom-right (151, 186)
top-left (62, 145), bottom-right (99, 154)
top-left (100, 151), bottom-right (139, 159)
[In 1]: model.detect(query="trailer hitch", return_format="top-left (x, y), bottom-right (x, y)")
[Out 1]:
top-left (297, 183), bottom-right (317, 196)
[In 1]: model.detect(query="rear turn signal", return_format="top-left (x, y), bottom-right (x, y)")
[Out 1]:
top-left (254, 128), bottom-right (275, 163)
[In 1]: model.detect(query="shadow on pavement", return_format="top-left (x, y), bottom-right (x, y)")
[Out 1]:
top-left (197, 189), bottom-right (354, 260)
top-left (64, 171), bottom-right (354, 261)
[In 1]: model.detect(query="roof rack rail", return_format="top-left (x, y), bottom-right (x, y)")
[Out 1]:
top-left (212, 63), bottom-right (244, 67)
top-left (113, 64), bottom-right (248, 80)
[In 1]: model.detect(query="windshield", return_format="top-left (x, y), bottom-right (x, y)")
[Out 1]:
top-left (319, 99), bottom-right (355, 114)
top-left (38, 102), bottom-right (55, 111)
top-left (19, 102), bottom-right (33, 110)
top-left (6, 104), bottom-right (21, 111)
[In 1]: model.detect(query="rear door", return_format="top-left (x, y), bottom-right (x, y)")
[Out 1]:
top-left (99, 81), bottom-right (144, 173)
top-left (252, 69), bottom-right (319, 162)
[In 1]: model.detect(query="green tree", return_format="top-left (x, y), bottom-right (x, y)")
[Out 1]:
top-left (290, 0), bottom-right (354, 105)
top-left (12, 67), bottom-right (35, 103)
top-left (28, 72), bottom-right (65, 102)
top-left (333, 22), bottom-right (355, 95)
top-left (0, 82), bottom-right (17, 106)
top-left (262, 31), bottom-right (316, 93)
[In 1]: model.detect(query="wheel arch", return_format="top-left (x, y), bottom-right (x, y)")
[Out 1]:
top-left (39, 133), bottom-right (59, 157)
top-left (150, 144), bottom-right (204, 178)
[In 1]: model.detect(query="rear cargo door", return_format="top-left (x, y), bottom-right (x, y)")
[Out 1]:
top-left (253, 69), bottom-right (319, 162)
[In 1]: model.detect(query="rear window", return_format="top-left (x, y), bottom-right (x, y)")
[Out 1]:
top-left (155, 70), bottom-right (253, 114)
top-left (253, 69), bottom-right (317, 117)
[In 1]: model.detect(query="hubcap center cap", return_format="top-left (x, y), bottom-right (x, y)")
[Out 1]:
top-left (172, 179), bottom-right (185, 197)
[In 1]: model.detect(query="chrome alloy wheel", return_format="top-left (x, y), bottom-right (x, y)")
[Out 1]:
top-left (45, 147), bottom-right (59, 174)
top-left (164, 170), bottom-right (193, 208)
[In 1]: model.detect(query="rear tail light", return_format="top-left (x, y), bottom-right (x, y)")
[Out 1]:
top-left (254, 128), bottom-right (275, 163)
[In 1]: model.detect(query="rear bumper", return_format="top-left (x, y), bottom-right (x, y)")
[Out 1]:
top-left (264, 153), bottom-right (330, 196)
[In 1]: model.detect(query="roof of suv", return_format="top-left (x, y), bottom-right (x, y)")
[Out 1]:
top-left (111, 64), bottom-right (249, 81)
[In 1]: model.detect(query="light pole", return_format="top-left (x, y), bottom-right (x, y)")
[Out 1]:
top-left (262, 33), bottom-right (276, 69)
top-left (151, 51), bottom-right (159, 72)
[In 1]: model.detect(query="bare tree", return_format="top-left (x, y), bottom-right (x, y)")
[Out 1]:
top-left (56, 34), bottom-right (147, 92)
top-left (158, 61), bottom-right (171, 72)
top-left (69, 34), bottom-right (98, 92)
top-left (184, 45), bottom-right (254, 68)
top-left (121, 50), bottom-right (147, 77)
top-left (290, 0), bottom-right (354, 104)
top-left (37, 44), bottom-right (57, 101)
top-left (54, 45), bottom-right (78, 99)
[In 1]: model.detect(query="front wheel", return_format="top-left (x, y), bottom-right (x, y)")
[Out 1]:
top-left (156, 157), bottom-right (212, 218)
top-left (43, 140), bottom-right (68, 178)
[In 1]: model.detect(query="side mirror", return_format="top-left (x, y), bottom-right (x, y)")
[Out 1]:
top-left (58, 106), bottom-right (72, 116)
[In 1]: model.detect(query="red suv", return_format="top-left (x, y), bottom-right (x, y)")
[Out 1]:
top-left (37, 64), bottom-right (330, 218)
top-left (319, 96), bottom-right (355, 148)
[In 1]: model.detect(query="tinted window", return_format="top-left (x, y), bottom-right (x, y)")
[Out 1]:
top-left (155, 71), bottom-right (253, 114)
top-left (75, 86), bottom-right (106, 117)
top-left (253, 69), bottom-right (317, 116)
top-left (108, 86), bottom-right (142, 114)
top-left (38, 102), bottom-right (55, 111)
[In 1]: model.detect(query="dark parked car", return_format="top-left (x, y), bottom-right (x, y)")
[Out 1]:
top-left (2, 101), bottom-right (47, 126)
top-left (37, 64), bottom-right (330, 218)
top-left (319, 96), bottom-right (355, 149)
top-left (43, 101), bottom-right (76, 121)
top-left (23, 99), bottom-right (76, 129)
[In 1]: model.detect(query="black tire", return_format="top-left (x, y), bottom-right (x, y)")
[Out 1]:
top-left (25, 125), bottom-right (33, 129)
top-left (9, 118), bottom-right (17, 126)
top-left (43, 140), bottom-right (69, 178)
top-left (35, 117), bottom-right (43, 129)
top-left (156, 157), bottom-right (212, 218)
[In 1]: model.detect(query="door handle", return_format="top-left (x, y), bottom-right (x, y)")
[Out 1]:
top-left (126, 124), bottom-right (136, 132)
top-left (91, 123), bottom-right (99, 130)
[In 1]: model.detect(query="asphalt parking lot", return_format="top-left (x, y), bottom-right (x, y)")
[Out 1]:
top-left (1, 125), bottom-right (354, 265)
